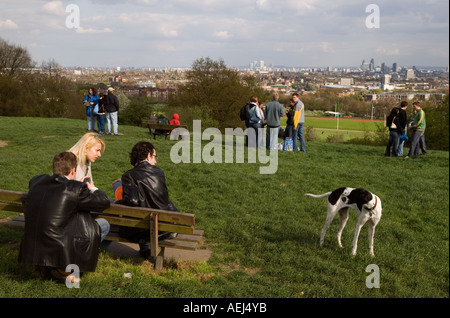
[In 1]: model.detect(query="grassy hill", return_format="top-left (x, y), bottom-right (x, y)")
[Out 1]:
top-left (0, 116), bottom-right (448, 299)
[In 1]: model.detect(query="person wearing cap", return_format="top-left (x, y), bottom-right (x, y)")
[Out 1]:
top-left (105, 87), bottom-right (120, 136)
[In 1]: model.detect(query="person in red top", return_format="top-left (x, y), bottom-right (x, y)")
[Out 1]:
top-left (170, 113), bottom-right (180, 125)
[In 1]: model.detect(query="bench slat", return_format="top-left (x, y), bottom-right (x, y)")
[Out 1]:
top-left (3, 219), bottom-right (25, 230)
top-left (0, 202), bottom-right (24, 213)
top-left (0, 190), bottom-right (26, 202)
top-left (105, 204), bottom-right (195, 226)
top-left (159, 240), bottom-right (198, 250)
top-left (101, 215), bottom-right (195, 235)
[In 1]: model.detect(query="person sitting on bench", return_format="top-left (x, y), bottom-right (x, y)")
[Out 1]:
top-left (114, 141), bottom-right (178, 259)
top-left (18, 152), bottom-right (111, 283)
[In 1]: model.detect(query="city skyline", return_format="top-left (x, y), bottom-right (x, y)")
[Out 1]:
top-left (1, 0), bottom-right (449, 68)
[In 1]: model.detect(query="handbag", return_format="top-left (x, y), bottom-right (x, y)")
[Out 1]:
top-left (93, 104), bottom-right (99, 116)
top-left (283, 137), bottom-right (293, 152)
top-left (390, 115), bottom-right (397, 129)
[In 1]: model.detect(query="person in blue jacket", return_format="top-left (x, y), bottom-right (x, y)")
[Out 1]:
top-left (82, 87), bottom-right (99, 132)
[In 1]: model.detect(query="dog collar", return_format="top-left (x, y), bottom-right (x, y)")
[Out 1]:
top-left (370, 197), bottom-right (378, 211)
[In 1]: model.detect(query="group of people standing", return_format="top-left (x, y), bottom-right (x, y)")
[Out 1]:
top-left (384, 101), bottom-right (427, 158)
top-left (83, 87), bottom-right (120, 136)
top-left (19, 132), bottom-right (176, 283)
top-left (243, 92), bottom-right (306, 152)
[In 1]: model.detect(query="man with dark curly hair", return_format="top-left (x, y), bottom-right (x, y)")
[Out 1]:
top-left (115, 141), bottom-right (177, 258)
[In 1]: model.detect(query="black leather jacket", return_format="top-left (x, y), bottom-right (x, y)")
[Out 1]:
top-left (19, 174), bottom-right (110, 272)
top-left (117, 161), bottom-right (177, 211)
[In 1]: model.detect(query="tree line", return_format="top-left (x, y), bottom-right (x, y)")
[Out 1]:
top-left (1, 38), bottom-right (448, 150)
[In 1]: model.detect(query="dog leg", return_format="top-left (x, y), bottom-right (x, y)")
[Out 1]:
top-left (320, 208), bottom-right (337, 246)
top-left (352, 215), bottom-right (369, 256)
top-left (337, 208), bottom-right (349, 248)
top-left (368, 222), bottom-right (376, 257)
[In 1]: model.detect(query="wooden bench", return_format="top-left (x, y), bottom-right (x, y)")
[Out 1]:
top-left (141, 119), bottom-right (157, 128)
top-left (0, 189), bottom-right (204, 270)
top-left (142, 120), bottom-right (188, 139)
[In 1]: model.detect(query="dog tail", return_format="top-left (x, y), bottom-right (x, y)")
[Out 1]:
top-left (305, 192), bottom-right (332, 199)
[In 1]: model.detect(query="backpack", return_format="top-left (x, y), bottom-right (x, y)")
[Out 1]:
top-left (386, 108), bottom-right (399, 128)
top-left (239, 104), bottom-right (248, 121)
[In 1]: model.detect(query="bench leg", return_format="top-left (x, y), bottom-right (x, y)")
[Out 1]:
top-left (155, 247), bottom-right (165, 271)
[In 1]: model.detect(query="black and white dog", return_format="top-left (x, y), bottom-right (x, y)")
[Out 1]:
top-left (305, 187), bottom-right (382, 256)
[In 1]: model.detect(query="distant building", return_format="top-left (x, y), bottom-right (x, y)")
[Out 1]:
top-left (392, 63), bottom-right (398, 73)
top-left (406, 69), bottom-right (415, 80)
top-left (339, 78), bottom-right (354, 86)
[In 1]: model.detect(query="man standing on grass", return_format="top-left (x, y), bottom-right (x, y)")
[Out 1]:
top-left (265, 93), bottom-right (285, 150)
top-left (105, 87), bottom-right (120, 136)
top-left (292, 93), bottom-right (306, 152)
top-left (405, 102), bottom-right (426, 159)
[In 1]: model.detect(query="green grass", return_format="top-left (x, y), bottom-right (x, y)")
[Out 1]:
top-left (0, 116), bottom-right (448, 298)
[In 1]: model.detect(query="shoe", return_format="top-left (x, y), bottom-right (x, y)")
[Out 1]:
top-left (139, 249), bottom-right (151, 259)
top-left (49, 268), bottom-right (77, 284)
top-left (404, 156), bottom-right (410, 159)
top-left (158, 231), bottom-right (177, 241)
top-left (31, 266), bottom-right (50, 280)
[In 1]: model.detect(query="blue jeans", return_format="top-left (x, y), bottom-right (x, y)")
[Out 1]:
top-left (97, 114), bottom-right (106, 134)
top-left (106, 111), bottom-right (118, 135)
top-left (397, 140), bottom-right (405, 156)
top-left (95, 218), bottom-right (111, 250)
top-left (385, 130), bottom-right (400, 157)
top-left (87, 108), bottom-right (96, 130)
top-left (248, 123), bottom-right (262, 148)
top-left (407, 130), bottom-right (423, 157)
top-left (266, 126), bottom-right (280, 150)
top-left (293, 123), bottom-right (306, 152)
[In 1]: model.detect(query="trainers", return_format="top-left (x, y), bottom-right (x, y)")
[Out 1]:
top-left (404, 156), bottom-right (410, 159)
top-left (158, 232), bottom-right (177, 241)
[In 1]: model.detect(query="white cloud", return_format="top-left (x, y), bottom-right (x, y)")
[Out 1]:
top-left (214, 31), bottom-right (231, 39)
top-left (75, 27), bottom-right (113, 34)
top-left (41, 1), bottom-right (65, 16)
top-left (376, 46), bottom-right (401, 56)
top-left (0, 19), bottom-right (18, 30)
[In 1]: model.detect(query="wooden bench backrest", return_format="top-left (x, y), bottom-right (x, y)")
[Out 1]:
top-left (141, 119), bottom-right (158, 128)
top-left (149, 123), bottom-right (188, 131)
top-left (0, 190), bottom-right (26, 213)
top-left (101, 204), bottom-right (195, 235)
top-left (0, 190), bottom-right (194, 235)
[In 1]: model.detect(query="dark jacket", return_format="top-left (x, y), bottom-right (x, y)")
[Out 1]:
top-left (117, 161), bottom-right (177, 211)
top-left (18, 174), bottom-right (110, 272)
top-left (105, 92), bottom-right (119, 113)
top-left (116, 161), bottom-right (177, 242)
top-left (286, 106), bottom-right (295, 126)
top-left (244, 102), bottom-right (252, 127)
top-left (390, 107), bottom-right (408, 133)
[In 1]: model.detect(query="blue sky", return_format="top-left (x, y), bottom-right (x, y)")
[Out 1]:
top-left (1, 0), bottom-right (448, 68)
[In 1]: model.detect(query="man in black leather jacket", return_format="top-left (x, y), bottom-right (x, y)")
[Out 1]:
top-left (115, 141), bottom-right (177, 258)
top-left (19, 152), bottom-right (110, 281)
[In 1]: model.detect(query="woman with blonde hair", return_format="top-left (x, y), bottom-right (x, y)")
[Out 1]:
top-left (68, 132), bottom-right (105, 182)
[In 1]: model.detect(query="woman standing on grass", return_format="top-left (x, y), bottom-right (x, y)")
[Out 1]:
top-left (82, 87), bottom-right (99, 132)
top-left (68, 132), bottom-right (105, 183)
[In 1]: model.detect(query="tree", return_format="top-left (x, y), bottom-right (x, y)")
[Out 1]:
top-left (168, 57), bottom-right (264, 131)
top-left (0, 37), bottom-right (34, 77)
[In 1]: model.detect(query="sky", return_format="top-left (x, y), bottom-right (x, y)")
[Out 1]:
top-left (0, 0), bottom-right (448, 68)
